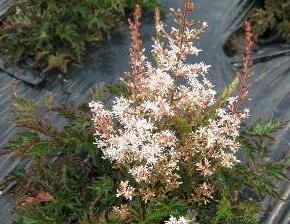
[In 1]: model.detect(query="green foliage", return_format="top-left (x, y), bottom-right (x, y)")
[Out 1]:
top-left (4, 92), bottom-right (118, 223)
top-left (248, 119), bottom-right (281, 136)
top-left (12, 160), bottom-right (118, 224)
top-left (214, 197), bottom-right (234, 222)
top-left (107, 83), bottom-right (130, 98)
top-left (138, 198), bottom-right (186, 224)
top-left (0, 0), bottom-right (158, 74)
top-left (3, 92), bottom-right (289, 223)
top-left (90, 176), bottom-right (118, 214)
top-left (250, 0), bottom-right (290, 42)
top-left (177, 117), bottom-right (192, 135)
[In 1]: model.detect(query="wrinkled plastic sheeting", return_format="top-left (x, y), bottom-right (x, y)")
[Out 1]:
top-left (0, 58), bottom-right (45, 85)
top-left (0, 0), bottom-right (290, 223)
top-left (0, 0), bottom-right (10, 18)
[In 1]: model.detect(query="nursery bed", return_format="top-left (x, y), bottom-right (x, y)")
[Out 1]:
top-left (1, 0), bottom-right (290, 223)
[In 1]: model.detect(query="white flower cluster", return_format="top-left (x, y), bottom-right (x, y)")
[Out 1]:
top-left (164, 216), bottom-right (190, 224)
top-left (89, 6), bottom-right (249, 204)
top-left (116, 181), bottom-right (135, 201)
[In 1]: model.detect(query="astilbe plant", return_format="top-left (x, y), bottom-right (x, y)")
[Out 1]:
top-left (2, 1), bottom-right (290, 224)
top-left (88, 1), bottom-right (257, 222)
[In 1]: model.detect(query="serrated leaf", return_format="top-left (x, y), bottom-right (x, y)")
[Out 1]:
top-left (249, 119), bottom-right (280, 136)
top-left (30, 142), bottom-right (54, 158)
